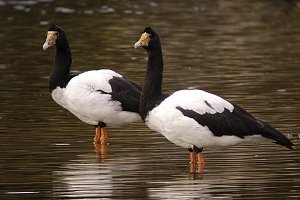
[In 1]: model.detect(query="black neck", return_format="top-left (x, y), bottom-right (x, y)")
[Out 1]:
top-left (140, 49), bottom-right (164, 120)
top-left (49, 40), bottom-right (72, 92)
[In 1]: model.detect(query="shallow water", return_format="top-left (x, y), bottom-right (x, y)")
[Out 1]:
top-left (0, 0), bottom-right (300, 199)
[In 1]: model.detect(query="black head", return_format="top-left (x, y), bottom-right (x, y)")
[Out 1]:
top-left (43, 24), bottom-right (67, 51)
top-left (48, 24), bottom-right (65, 33)
top-left (134, 26), bottom-right (161, 51)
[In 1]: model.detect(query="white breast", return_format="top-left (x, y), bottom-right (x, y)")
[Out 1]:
top-left (51, 69), bottom-right (140, 126)
top-left (51, 87), bottom-right (68, 110)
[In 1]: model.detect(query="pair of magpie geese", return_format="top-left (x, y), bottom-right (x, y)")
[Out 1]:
top-left (43, 25), bottom-right (293, 171)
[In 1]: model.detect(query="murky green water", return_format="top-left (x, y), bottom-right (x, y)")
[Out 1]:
top-left (0, 0), bottom-right (300, 199)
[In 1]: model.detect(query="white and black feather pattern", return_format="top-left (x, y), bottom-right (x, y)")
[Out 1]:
top-left (164, 90), bottom-right (234, 114)
top-left (45, 25), bottom-right (142, 132)
top-left (138, 26), bottom-right (293, 151)
top-left (106, 76), bottom-right (141, 113)
top-left (145, 90), bottom-right (265, 149)
top-left (52, 69), bottom-right (141, 126)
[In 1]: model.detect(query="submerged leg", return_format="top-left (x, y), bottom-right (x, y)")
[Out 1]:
top-left (94, 126), bottom-right (101, 143)
top-left (100, 127), bottom-right (108, 145)
top-left (188, 148), bottom-right (196, 173)
top-left (94, 142), bottom-right (108, 162)
top-left (93, 122), bottom-right (108, 162)
top-left (193, 146), bottom-right (205, 173)
top-left (197, 153), bottom-right (205, 173)
top-left (197, 153), bottom-right (205, 165)
top-left (94, 122), bottom-right (107, 144)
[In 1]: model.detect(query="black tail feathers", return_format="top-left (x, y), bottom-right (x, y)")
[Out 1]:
top-left (259, 121), bottom-right (294, 149)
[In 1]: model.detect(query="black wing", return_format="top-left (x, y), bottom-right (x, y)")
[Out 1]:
top-left (176, 102), bottom-right (293, 149)
top-left (106, 76), bottom-right (142, 113)
top-left (176, 103), bottom-right (263, 139)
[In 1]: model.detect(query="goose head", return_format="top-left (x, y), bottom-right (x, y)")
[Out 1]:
top-left (43, 25), bottom-right (67, 51)
top-left (134, 26), bottom-right (161, 52)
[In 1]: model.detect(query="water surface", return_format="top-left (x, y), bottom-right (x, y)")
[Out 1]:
top-left (0, 0), bottom-right (300, 199)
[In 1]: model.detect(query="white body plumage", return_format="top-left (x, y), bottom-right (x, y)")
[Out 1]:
top-left (51, 69), bottom-right (141, 126)
top-left (145, 90), bottom-right (263, 149)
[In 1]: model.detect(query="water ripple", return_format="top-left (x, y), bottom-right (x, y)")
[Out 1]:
top-left (0, 0), bottom-right (299, 199)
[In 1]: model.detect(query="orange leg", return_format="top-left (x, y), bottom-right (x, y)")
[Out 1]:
top-left (100, 127), bottom-right (108, 145)
top-left (94, 142), bottom-right (108, 162)
top-left (93, 125), bottom-right (108, 162)
top-left (197, 152), bottom-right (205, 165)
top-left (189, 151), bottom-right (196, 173)
top-left (190, 151), bottom-right (196, 163)
top-left (94, 127), bottom-right (101, 143)
top-left (197, 153), bottom-right (205, 173)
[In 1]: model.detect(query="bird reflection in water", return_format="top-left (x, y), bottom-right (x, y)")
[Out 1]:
top-left (94, 142), bottom-right (108, 162)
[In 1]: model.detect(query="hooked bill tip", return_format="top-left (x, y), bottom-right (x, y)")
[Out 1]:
top-left (43, 42), bottom-right (50, 51)
top-left (134, 41), bottom-right (142, 49)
